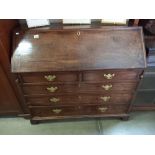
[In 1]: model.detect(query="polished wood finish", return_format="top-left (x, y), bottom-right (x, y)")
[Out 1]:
top-left (0, 20), bottom-right (24, 115)
top-left (21, 72), bottom-right (78, 83)
top-left (12, 26), bottom-right (146, 73)
top-left (0, 20), bottom-right (19, 58)
top-left (30, 105), bottom-right (129, 117)
top-left (26, 93), bottom-right (132, 106)
top-left (22, 82), bottom-right (137, 95)
top-left (0, 64), bottom-right (21, 114)
top-left (83, 70), bottom-right (142, 82)
top-left (11, 26), bottom-right (146, 123)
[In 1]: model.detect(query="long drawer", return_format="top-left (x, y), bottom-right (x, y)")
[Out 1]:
top-left (26, 93), bottom-right (132, 106)
top-left (30, 105), bottom-right (129, 117)
top-left (22, 82), bottom-right (137, 95)
top-left (23, 84), bottom-right (78, 94)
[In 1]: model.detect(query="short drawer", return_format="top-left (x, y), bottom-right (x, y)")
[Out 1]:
top-left (21, 72), bottom-right (78, 83)
top-left (25, 93), bottom-right (132, 106)
top-left (83, 70), bottom-right (142, 82)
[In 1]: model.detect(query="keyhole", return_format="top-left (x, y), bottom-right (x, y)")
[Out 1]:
top-left (77, 31), bottom-right (80, 36)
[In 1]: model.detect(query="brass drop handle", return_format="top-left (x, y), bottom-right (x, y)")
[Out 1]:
top-left (46, 86), bottom-right (58, 92)
top-left (100, 96), bottom-right (111, 102)
top-left (52, 109), bottom-right (62, 114)
top-left (104, 73), bottom-right (115, 80)
top-left (98, 107), bottom-right (108, 113)
top-left (101, 84), bottom-right (112, 90)
top-left (44, 75), bottom-right (56, 81)
top-left (50, 98), bottom-right (60, 103)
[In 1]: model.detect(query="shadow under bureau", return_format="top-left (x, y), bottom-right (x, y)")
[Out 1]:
top-left (11, 26), bottom-right (146, 124)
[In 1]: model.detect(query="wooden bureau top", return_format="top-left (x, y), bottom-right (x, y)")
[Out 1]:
top-left (11, 26), bottom-right (146, 73)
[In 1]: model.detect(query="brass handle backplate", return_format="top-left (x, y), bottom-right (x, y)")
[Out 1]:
top-left (98, 107), bottom-right (108, 112)
top-left (52, 109), bottom-right (62, 114)
top-left (100, 96), bottom-right (111, 102)
top-left (101, 84), bottom-right (112, 90)
top-left (46, 86), bottom-right (58, 92)
top-left (44, 75), bottom-right (56, 81)
top-left (104, 73), bottom-right (115, 80)
top-left (98, 107), bottom-right (108, 113)
top-left (50, 97), bottom-right (60, 103)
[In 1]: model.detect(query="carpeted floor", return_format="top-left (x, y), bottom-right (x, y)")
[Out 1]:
top-left (0, 111), bottom-right (155, 135)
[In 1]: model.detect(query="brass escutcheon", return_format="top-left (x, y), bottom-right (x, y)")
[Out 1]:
top-left (50, 97), bottom-right (60, 103)
top-left (46, 86), bottom-right (58, 92)
top-left (44, 75), bottom-right (56, 81)
top-left (98, 107), bottom-right (108, 112)
top-left (104, 73), bottom-right (115, 80)
top-left (52, 109), bottom-right (62, 114)
top-left (100, 96), bottom-right (111, 102)
top-left (101, 84), bottom-right (112, 90)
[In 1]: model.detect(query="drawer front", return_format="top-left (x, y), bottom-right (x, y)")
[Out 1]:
top-left (83, 70), bottom-right (141, 82)
top-left (26, 95), bottom-right (80, 106)
top-left (133, 91), bottom-right (155, 105)
top-left (23, 83), bottom-right (137, 95)
top-left (79, 83), bottom-right (137, 92)
top-left (83, 105), bottom-right (129, 115)
top-left (22, 82), bottom-right (137, 95)
top-left (30, 106), bottom-right (80, 117)
top-left (80, 94), bottom-right (132, 105)
top-left (22, 84), bottom-right (78, 95)
top-left (21, 72), bottom-right (78, 83)
top-left (30, 105), bottom-right (129, 117)
top-left (26, 93), bottom-right (132, 106)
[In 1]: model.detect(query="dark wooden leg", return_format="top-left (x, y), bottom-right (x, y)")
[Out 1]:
top-left (30, 120), bottom-right (39, 125)
top-left (121, 116), bottom-right (129, 121)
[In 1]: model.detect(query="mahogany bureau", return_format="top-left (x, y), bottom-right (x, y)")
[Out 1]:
top-left (11, 26), bottom-right (146, 124)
